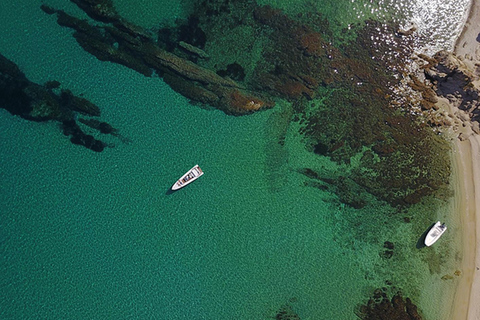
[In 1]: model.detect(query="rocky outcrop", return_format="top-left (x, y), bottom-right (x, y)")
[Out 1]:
top-left (41, 2), bottom-right (273, 115)
top-left (420, 50), bottom-right (480, 125)
top-left (0, 52), bottom-right (124, 152)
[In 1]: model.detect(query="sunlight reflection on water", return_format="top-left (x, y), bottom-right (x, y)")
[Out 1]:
top-left (350, 0), bottom-right (471, 53)
top-left (386, 0), bottom-right (471, 53)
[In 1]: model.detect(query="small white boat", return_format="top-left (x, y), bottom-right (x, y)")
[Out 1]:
top-left (171, 165), bottom-right (204, 190)
top-left (425, 221), bottom-right (447, 246)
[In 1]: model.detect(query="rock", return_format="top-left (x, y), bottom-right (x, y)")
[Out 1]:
top-left (357, 290), bottom-right (423, 320)
top-left (113, 19), bottom-right (151, 40)
top-left (381, 250), bottom-right (394, 259)
top-left (396, 27), bottom-right (416, 37)
top-left (458, 132), bottom-right (470, 141)
top-left (405, 298), bottom-right (422, 320)
top-left (70, 0), bottom-right (120, 23)
top-left (63, 120), bottom-right (105, 152)
top-left (274, 303), bottom-right (300, 320)
top-left (217, 62), bottom-right (245, 81)
top-left (0, 52), bottom-right (112, 152)
top-left (456, 110), bottom-right (470, 122)
top-left (78, 118), bottom-right (115, 134)
top-left (384, 241), bottom-right (394, 250)
top-left (56, 10), bottom-right (154, 77)
top-left (60, 89), bottom-right (101, 116)
top-left (178, 41), bottom-right (210, 59)
top-left (45, 80), bottom-right (61, 89)
top-left (47, 5), bottom-right (272, 115)
top-left (40, 4), bottom-right (57, 15)
top-left (472, 121), bottom-right (480, 134)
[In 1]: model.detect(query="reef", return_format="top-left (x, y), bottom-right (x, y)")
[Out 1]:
top-left (41, 1), bottom-right (273, 115)
top-left (38, 0), bottom-right (453, 202)
top-left (356, 289), bottom-right (422, 320)
top-left (0, 52), bottom-right (125, 151)
top-left (158, 0), bottom-right (451, 207)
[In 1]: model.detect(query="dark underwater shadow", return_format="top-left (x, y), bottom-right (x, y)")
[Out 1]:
top-left (416, 222), bottom-right (436, 249)
top-left (165, 188), bottom-right (175, 195)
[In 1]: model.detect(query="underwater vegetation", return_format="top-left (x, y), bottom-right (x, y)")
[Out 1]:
top-left (40, 0), bottom-right (451, 206)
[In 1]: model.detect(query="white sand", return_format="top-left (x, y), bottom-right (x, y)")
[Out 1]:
top-left (451, 134), bottom-right (477, 320)
top-left (466, 134), bottom-right (480, 320)
top-left (454, 0), bottom-right (480, 60)
top-left (451, 0), bottom-right (480, 318)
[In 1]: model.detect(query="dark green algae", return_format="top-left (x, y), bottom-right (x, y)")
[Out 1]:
top-left (45, 0), bottom-right (451, 213)
top-left (42, 0), bottom-right (451, 207)
top-left (171, 0), bottom-right (451, 208)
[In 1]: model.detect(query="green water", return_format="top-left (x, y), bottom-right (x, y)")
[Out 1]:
top-left (0, 0), bottom-right (465, 319)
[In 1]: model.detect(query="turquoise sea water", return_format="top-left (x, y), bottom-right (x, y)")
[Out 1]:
top-left (0, 0), bottom-right (471, 319)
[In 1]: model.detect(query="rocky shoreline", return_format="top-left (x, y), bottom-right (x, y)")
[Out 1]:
top-left (407, 50), bottom-right (480, 136)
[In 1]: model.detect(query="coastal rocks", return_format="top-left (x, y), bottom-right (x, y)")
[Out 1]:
top-left (0, 52), bottom-right (122, 152)
top-left (356, 290), bottom-right (422, 320)
top-left (419, 50), bottom-right (480, 125)
top-left (43, 1), bottom-right (273, 115)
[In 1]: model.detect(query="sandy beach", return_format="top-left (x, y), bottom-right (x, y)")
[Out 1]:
top-left (451, 0), bottom-right (480, 318)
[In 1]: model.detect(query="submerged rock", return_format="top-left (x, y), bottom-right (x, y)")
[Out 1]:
top-left (0, 52), bottom-right (64, 121)
top-left (274, 303), bottom-right (300, 320)
top-left (356, 291), bottom-right (422, 320)
top-left (62, 120), bottom-right (105, 152)
top-left (39, 0), bottom-right (453, 204)
top-left (45, 2), bottom-right (273, 115)
top-left (0, 52), bottom-right (124, 152)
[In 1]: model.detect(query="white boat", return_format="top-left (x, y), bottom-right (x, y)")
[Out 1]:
top-left (425, 221), bottom-right (447, 246)
top-left (171, 165), bottom-right (204, 190)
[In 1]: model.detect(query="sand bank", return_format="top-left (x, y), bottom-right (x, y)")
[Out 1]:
top-left (451, 0), bottom-right (480, 318)
top-left (465, 134), bottom-right (480, 320)
top-left (451, 134), bottom-right (478, 320)
top-left (454, 0), bottom-right (480, 61)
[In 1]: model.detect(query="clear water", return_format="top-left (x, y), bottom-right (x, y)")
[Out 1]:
top-left (0, 0), bottom-right (470, 319)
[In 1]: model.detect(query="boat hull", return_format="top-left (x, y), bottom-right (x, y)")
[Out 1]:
top-left (424, 221), bottom-right (447, 246)
top-left (171, 165), bottom-right (204, 190)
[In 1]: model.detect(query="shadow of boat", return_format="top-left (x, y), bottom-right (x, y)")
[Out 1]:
top-left (416, 222), bottom-right (436, 249)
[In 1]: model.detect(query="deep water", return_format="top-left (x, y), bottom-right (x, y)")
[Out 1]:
top-left (0, 0), bottom-right (471, 319)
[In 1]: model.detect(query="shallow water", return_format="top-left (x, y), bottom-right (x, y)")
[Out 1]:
top-left (0, 0), bottom-right (470, 319)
